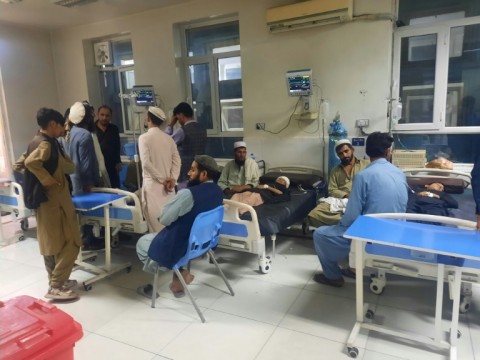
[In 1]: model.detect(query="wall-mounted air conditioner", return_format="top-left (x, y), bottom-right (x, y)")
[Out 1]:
top-left (266, 0), bottom-right (353, 33)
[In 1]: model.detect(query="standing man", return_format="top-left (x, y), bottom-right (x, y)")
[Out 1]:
top-left (218, 141), bottom-right (260, 198)
top-left (94, 105), bottom-right (122, 188)
top-left (307, 139), bottom-right (369, 228)
top-left (24, 108), bottom-right (81, 300)
top-left (313, 132), bottom-right (409, 287)
top-left (165, 102), bottom-right (207, 188)
top-left (136, 155), bottom-right (223, 298)
top-left (139, 106), bottom-right (181, 232)
top-left (472, 152), bottom-right (480, 230)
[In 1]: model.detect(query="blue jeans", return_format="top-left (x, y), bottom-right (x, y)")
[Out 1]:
top-left (313, 224), bottom-right (351, 280)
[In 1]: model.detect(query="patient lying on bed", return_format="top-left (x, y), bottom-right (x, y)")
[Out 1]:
top-left (407, 182), bottom-right (458, 217)
top-left (230, 176), bottom-right (290, 214)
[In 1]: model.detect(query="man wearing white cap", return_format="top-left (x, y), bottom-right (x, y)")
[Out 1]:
top-left (218, 141), bottom-right (259, 198)
top-left (139, 106), bottom-right (181, 232)
top-left (306, 139), bottom-right (369, 229)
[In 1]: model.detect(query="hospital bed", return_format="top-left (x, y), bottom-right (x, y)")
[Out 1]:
top-left (218, 166), bottom-right (322, 273)
top-left (76, 187), bottom-right (147, 247)
top-left (353, 168), bottom-right (477, 311)
top-left (0, 180), bottom-right (33, 241)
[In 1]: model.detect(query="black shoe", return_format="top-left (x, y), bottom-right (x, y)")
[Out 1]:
top-left (340, 267), bottom-right (356, 279)
top-left (313, 273), bottom-right (344, 287)
top-left (83, 241), bottom-right (105, 251)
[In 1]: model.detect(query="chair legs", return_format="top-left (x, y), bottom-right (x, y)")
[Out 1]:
top-left (207, 249), bottom-right (235, 296)
top-left (174, 268), bottom-right (206, 323)
top-left (151, 265), bottom-right (159, 308)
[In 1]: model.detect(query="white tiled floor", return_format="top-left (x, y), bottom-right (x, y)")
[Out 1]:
top-left (1, 218), bottom-right (479, 360)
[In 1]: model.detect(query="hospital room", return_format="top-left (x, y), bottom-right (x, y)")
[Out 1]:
top-left (1, 0), bottom-right (480, 359)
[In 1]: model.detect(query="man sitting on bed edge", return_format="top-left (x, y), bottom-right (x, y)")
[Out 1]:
top-left (218, 141), bottom-right (260, 198)
top-left (305, 139), bottom-right (369, 230)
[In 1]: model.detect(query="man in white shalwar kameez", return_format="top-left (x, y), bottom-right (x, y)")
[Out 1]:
top-left (139, 107), bottom-right (181, 232)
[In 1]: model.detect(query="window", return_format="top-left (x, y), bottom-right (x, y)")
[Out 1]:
top-left (392, 1), bottom-right (480, 133)
top-left (180, 18), bottom-right (243, 157)
top-left (391, 1), bottom-right (480, 163)
top-left (0, 69), bottom-right (13, 180)
top-left (97, 37), bottom-right (136, 135)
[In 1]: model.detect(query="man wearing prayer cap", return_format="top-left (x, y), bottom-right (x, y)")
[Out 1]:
top-left (305, 138), bottom-right (369, 230)
top-left (135, 155), bottom-right (223, 298)
top-left (138, 106), bottom-right (181, 232)
top-left (218, 141), bottom-right (260, 198)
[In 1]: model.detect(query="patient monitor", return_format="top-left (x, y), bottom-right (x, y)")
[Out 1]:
top-left (132, 85), bottom-right (156, 106)
top-left (286, 69), bottom-right (312, 97)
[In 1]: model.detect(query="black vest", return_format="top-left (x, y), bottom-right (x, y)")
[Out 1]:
top-left (178, 122), bottom-right (207, 182)
top-left (147, 182), bottom-right (223, 268)
top-left (23, 134), bottom-right (59, 209)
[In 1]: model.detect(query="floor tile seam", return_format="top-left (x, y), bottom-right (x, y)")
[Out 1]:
top-left (203, 307), bottom-right (283, 327)
top-left (252, 324), bottom-right (280, 360)
top-left (83, 331), bottom-right (159, 357)
top-left (301, 286), bottom-right (358, 302)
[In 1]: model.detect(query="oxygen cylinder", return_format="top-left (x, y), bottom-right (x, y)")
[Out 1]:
top-left (328, 112), bottom-right (348, 175)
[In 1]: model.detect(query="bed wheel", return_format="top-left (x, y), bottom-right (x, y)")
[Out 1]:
top-left (111, 234), bottom-right (119, 248)
top-left (18, 235), bottom-right (25, 241)
top-left (83, 283), bottom-right (92, 291)
top-left (347, 346), bottom-right (359, 358)
top-left (365, 309), bottom-right (375, 320)
top-left (126, 266), bottom-right (132, 273)
top-left (459, 296), bottom-right (471, 313)
top-left (369, 279), bottom-right (384, 295)
top-left (258, 256), bottom-right (272, 274)
top-left (20, 218), bottom-right (29, 231)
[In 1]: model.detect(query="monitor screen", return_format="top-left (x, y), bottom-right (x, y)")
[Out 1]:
top-left (133, 86), bottom-right (155, 106)
top-left (286, 69), bottom-right (312, 96)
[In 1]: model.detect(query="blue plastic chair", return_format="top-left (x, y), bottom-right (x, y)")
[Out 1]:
top-left (151, 205), bottom-right (234, 322)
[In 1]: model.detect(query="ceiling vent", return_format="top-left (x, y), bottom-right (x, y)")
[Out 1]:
top-left (51, 0), bottom-right (98, 8)
top-left (266, 0), bottom-right (353, 33)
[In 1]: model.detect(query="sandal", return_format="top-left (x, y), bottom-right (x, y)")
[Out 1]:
top-left (136, 284), bottom-right (159, 299)
top-left (63, 279), bottom-right (78, 289)
top-left (169, 283), bottom-right (185, 298)
top-left (45, 286), bottom-right (79, 300)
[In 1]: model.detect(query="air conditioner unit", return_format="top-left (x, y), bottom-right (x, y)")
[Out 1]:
top-left (266, 0), bottom-right (353, 33)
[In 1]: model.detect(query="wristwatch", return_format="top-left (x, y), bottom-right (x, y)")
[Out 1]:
top-left (264, 184), bottom-right (269, 189)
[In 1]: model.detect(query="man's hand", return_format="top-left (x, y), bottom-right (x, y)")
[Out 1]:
top-left (477, 215), bottom-right (480, 231)
top-left (82, 185), bottom-right (93, 193)
top-left (169, 115), bottom-right (178, 127)
top-left (163, 178), bottom-right (176, 192)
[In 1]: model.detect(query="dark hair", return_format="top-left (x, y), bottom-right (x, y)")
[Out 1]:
top-left (98, 105), bottom-right (112, 114)
top-left (196, 161), bottom-right (218, 181)
top-left (366, 132), bottom-right (394, 158)
top-left (148, 112), bottom-right (163, 126)
top-left (173, 102), bottom-right (194, 118)
top-left (37, 108), bottom-right (65, 129)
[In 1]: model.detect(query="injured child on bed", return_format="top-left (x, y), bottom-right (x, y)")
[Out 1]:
top-left (407, 182), bottom-right (458, 217)
top-left (230, 176), bottom-right (290, 214)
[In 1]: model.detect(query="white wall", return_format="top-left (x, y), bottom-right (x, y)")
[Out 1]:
top-left (3, 0), bottom-right (395, 172)
top-left (0, 23), bottom-right (58, 158)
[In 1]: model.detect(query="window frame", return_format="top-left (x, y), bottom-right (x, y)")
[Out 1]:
top-left (392, 15), bottom-right (480, 134)
top-left (180, 17), bottom-right (243, 137)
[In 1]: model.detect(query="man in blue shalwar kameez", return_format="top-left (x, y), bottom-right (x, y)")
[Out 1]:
top-left (313, 132), bottom-right (409, 287)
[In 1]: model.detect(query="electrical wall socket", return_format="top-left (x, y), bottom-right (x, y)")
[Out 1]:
top-left (355, 119), bottom-right (369, 127)
top-left (256, 122), bottom-right (265, 130)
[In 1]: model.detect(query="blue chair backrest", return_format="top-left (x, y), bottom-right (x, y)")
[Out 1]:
top-left (174, 205), bottom-right (224, 269)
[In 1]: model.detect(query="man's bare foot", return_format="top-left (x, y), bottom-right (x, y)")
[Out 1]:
top-left (180, 269), bottom-right (195, 285)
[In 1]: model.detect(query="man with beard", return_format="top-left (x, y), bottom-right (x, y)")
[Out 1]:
top-left (135, 155), bottom-right (223, 298)
top-left (312, 132), bottom-right (408, 287)
top-left (306, 139), bottom-right (369, 228)
top-left (218, 141), bottom-right (260, 198)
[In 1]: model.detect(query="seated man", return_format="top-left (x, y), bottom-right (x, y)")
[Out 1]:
top-left (218, 141), bottom-right (259, 198)
top-left (313, 132), bottom-right (409, 287)
top-left (307, 139), bottom-right (369, 228)
top-left (136, 155), bottom-right (223, 298)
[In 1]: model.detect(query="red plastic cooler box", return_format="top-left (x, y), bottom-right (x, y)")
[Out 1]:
top-left (0, 295), bottom-right (83, 360)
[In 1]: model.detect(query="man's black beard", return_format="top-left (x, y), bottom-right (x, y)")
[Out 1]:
top-left (235, 159), bottom-right (245, 166)
top-left (340, 157), bottom-right (352, 166)
top-left (187, 177), bottom-right (201, 188)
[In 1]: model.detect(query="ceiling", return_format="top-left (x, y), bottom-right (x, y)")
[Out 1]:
top-left (0, 0), bottom-right (194, 30)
